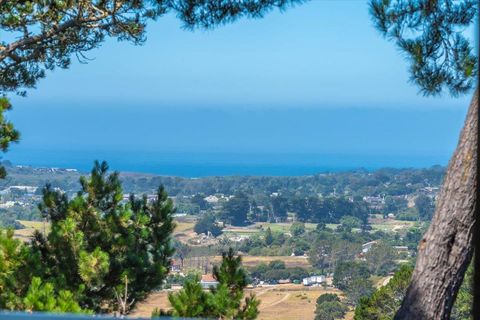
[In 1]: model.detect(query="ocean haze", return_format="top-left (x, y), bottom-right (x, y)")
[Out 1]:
top-left (5, 104), bottom-right (466, 176)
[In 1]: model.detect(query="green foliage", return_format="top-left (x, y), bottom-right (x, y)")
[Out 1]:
top-left (23, 277), bottom-right (87, 313)
top-left (0, 98), bottom-right (19, 179)
top-left (0, 229), bottom-right (29, 309)
top-left (395, 209), bottom-right (419, 221)
top-left (271, 195), bottom-right (289, 221)
top-left (268, 260), bottom-right (286, 270)
top-left (221, 192), bottom-right (250, 226)
top-left (354, 264), bottom-right (413, 320)
top-left (194, 213), bottom-right (223, 237)
top-left (339, 216), bottom-right (362, 233)
top-left (290, 221), bottom-right (306, 236)
top-left (333, 261), bottom-right (373, 304)
top-left (248, 261), bottom-right (308, 283)
top-left (315, 294), bottom-right (348, 320)
top-left (264, 227), bottom-right (274, 246)
top-left (191, 193), bottom-right (210, 211)
top-left (344, 278), bottom-right (375, 305)
top-left (317, 293), bottom-right (341, 305)
top-left (451, 264), bottom-right (473, 320)
top-left (383, 196), bottom-right (407, 216)
top-left (333, 261), bottom-right (370, 290)
top-left (370, 0), bottom-right (477, 96)
top-left (414, 195), bottom-right (435, 221)
top-left (291, 196), bottom-right (369, 224)
top-left (168, 248), bottom-right (259, 319)
top-left (365, 241), bottom-right (397, 276)
top-left (168, 276), bottom-right (211, 317)
top-left (309, 235), bottom-right (362, 272)
top-left (29, 161), bottom-right (175, 313)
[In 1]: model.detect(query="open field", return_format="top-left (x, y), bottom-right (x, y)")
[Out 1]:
top-left (130, 284), bottom-right (344, 320)
top-left (369, 218), bottom-right (416, 233)
top-left (174, 220), bottom-right (195, 233)
top-left (13, 220), bottom-right (49, 241)
top-left (213, 255), bottom-right (312, 268)
top-left (182, 255), bottom-right (312, 273)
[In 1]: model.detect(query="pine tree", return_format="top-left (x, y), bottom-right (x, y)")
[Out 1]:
top-left (168, 248), bottom-right (260, 319)
top-left (264, 227), bottom-right (274, 246)
top-left (354, 264), bottom-right (413, 320)
top-left (29, 161), bottom-right (175, 313)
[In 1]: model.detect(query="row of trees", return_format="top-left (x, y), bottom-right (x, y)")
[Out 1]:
top-left (217, 192), bottom-right (370, 227)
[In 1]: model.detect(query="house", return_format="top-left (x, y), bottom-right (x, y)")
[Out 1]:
top-left (170, 259), bottom-right (182, 273)
top-left (302, 275), bottom-right (325, 286)
top-left (204, 195), bottom-right (220, 204)
top-left (200, 274), bottom-right (219, 289)
top-left (362, 196), bottom-right (385, 209)
top-left (8, 186), bottom-right (38, 194)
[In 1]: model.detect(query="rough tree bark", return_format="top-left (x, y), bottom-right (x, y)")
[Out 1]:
top-left (395, 89), bottom-right (478, 320)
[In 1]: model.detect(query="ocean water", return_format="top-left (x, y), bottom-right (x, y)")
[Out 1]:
top-left (3, 149), bottom-right (450, 177)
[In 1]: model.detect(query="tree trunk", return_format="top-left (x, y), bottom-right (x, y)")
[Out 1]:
top-left (395, 90), bottom-right (478, 320)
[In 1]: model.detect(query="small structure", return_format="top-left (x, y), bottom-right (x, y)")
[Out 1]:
top-left (362, 240), bottom-right (378, 254)
top-left (278, 279), bottom-right (291, 284)
top-left (200, 274), bottom-right (219, 289)
top-left (170, 259), bottom-right (182, 273)
top-left (302, 275), bottom-right (325, 286)
top-left (204, 195), bottom-right (220, 203)
top-left (393, 246), bottom-right (410, 256)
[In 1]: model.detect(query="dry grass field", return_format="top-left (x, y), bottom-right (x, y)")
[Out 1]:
top-left (212, 255), bottom-right (312, 268)
top-left (13, 220), bottom-right (49, 241)
top-left (130, 284), bottom-right (345, 320)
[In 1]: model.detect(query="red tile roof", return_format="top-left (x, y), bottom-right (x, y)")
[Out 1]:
top-left (201, 274), bottom-right (217, 282)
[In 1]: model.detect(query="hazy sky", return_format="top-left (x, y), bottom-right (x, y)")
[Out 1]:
top-left (6, 0), bottom-right (475, 167)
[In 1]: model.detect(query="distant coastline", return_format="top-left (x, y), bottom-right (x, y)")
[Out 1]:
top-left (3, 149), bottom-right (449, 178)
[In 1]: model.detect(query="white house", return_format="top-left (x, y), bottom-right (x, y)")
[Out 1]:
top-left (302, 275), bottom-right (325, 286)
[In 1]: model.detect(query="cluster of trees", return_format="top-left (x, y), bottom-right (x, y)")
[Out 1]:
top-left (217, 192), bottom-right (370, 227)
top-left (0, 164), bottom-right (444, 229)
top-left (118, 167), bottom-right (445, 199)
top-left (194, 213), bottom-right (223, 237)
top-left (161, 249), bottom-right (259, 319)
top-left (0, 162), bottom-right (175, 314)
top-left (290, 196), bottom-right (370, 224)
top-left (248, 260), bottom-right (309, 283)
top-left (354, 263), bottom-right (473, 320)
top-left (354, 264), bottom-right (413, 319)
top-left (333, 261), bottom-right (374, 304)
top-left (315, 294), bottom-right (348, 320)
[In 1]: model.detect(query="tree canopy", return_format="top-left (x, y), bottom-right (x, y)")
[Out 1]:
top-left (370, 0), bottom-right (477, 96)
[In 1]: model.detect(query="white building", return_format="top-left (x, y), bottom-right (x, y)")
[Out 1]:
top-left (204, 195), bottom-right (220, 203)
top-left (302, 275), bottom-right (325, 286)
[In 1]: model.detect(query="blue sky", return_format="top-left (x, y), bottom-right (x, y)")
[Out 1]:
top-left (6, 1), bottom-right (475, 170)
